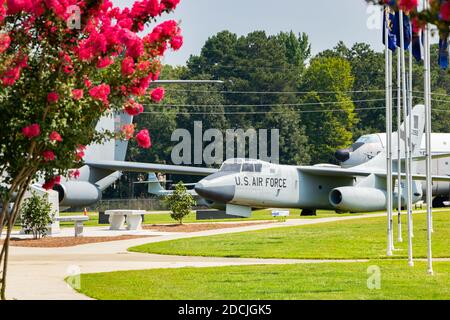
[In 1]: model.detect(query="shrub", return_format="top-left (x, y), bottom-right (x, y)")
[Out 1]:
top-left (20, 192), bottom-right (55, 240)
top-left (164, 182), bottom-right (196, 224)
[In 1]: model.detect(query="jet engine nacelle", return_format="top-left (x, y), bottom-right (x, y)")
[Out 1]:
top-left (329, 187), bottom-right (387, 212)
top-left (54, 181), bottom-right (102, 207)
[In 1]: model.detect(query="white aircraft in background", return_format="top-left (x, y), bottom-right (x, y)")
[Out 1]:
top-left (335, 132), bottom-right (450, 207)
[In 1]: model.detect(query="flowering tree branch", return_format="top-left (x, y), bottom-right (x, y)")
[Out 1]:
top-left (367, 0), bottom-right (450, 38)
top-left (0, 0), bottom-right (183, 299)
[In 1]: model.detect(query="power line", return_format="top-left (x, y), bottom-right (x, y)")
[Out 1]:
top-left (413, 90), bottom-right (449, 97)
top-left (144, 98), bottom-right (395, 108)
top-left (412, 96), bottom-right (450, 104)
top-left (141, 106), bottom-right (386, 115)
top-left (163, 88), bottom-right (390, 95)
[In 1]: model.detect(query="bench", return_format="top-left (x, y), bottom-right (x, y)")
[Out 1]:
top-left (55, 216), bottom-right (89, 237)
top-left (104, 210), bottom-right (148, 231)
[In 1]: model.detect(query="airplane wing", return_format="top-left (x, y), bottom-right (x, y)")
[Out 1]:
top-left (412, 152), bottom-right (450, 161)
top-left (297, 166), bottom-right (450, 182)
top-left (85, 160), bottom-right (219, 176)
top-left (298, 166), bottom-right (376, 177)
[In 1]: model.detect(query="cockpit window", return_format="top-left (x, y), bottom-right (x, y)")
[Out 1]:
top-left (254, 164), bottom-right (262, 172)
top-left (242, 163), bottom-right (255, 172)
top-left (220, 163), bottom-right (242, 172)
top-left (355, 135), bottom-right (380, 144)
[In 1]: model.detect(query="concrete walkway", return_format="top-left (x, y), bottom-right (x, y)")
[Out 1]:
top-left (4, 211), bottom-right (446, 300)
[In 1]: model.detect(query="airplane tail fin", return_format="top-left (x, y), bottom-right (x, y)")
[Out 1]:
top-left (83, 112), bottom-right (133, 163)
top-left (357, 104), bottom-right (425, 171)
top-left (396, 104), bottom-right (425, 158)
top-left (147, 173), bottom-right (166, 195)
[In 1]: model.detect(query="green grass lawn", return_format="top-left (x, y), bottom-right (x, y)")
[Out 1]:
top-left (74, 260), bottom-right (450, 300)
top-left (58, 208), bottom-right (384, 228)
top-left (129, 211), bottom-right (450, 260)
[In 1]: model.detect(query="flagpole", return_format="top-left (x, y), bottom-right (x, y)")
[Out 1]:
top-left (399, 9), bottom-right (414, 267)
top-left (385, 6), bottom-right (393, 256)
top-left (408, 32), bottom-right (414, 239)
top-left (389, 49), bottom-right (395, 252)
top-left (396, 51), bottom-right (403, 243)
top-left (423, 0), bottom-right (433, 275)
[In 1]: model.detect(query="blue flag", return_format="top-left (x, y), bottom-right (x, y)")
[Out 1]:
top-left (411, 31), bottom-right (422, 62)
top-left (438, 39), bottom-right (449, 70)
top-left (393, 11), bottom-right (412, 50)
top-left (383, 7), bottom-right (397, 52)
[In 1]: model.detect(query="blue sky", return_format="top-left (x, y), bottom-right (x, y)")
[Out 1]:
top-left (113, 0), bottom-right (386, 66)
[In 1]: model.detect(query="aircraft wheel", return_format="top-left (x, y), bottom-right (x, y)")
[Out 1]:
top-left (301, 209), bottom-right (317, 216)
top-left (432, 196), bottom-right (448, 208)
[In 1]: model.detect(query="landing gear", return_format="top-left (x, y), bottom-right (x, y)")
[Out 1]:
top-left (432, 196), bottom-right (448, 208)
top-left (301, 209), bottom-right (317, 216)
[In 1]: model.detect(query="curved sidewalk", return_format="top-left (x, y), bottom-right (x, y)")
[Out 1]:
top-left (4, 211), bottom-right (443, 300)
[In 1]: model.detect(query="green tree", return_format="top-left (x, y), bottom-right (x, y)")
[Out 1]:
top-left (164, 182), bottom-right (196, 225)
top-left (186, 30), bottom-right (311, 164)
top-left (20, 192), bottom-right (54, 240)
top-left (316, 42), bottom-right (386, 136)
top-left (266, 106), bottom-right (310, 165)
top-left (301, 57), bottom-right (357, 163)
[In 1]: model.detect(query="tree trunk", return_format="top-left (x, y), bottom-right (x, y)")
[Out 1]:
top-left (0, 175), bottom-right (32, 300)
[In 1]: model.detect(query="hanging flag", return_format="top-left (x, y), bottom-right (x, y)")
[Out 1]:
top-left (393, 11), bottom-right (412, 50)
top-left (411, 18), bottom-right (422, 62)
top-left (383, 7), bottom-right (397, 51)
top-left (438, 38), bottom-right (449, 70)
top-left (411, 32), bottom-right (422, 62)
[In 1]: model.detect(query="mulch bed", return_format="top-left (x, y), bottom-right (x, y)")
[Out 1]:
top-left (3, 235), bottom-right (153, 248)
top-left (142, 221), bottom-right (274, 233)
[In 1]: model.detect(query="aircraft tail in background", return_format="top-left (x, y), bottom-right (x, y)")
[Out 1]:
top-left (147, 173), bottom-right (166, 196)
top-left (357, 104), bottom-right (425, 171)
top-left (83, 112), bottom-right (133, 163)
top-left (74, 112), bottom-right (133, 187)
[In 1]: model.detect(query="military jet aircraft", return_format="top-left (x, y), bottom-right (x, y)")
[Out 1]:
top-left (87, 104), bottom-right (450, 217)
top-left (335, 131), bottom-right (450, 207)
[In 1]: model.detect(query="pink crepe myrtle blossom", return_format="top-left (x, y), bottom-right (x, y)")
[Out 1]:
top-left (398, 0), bottom-right (418, 13)
top-left (72, 89), bottom-right (84, 100)
top-left (49, 131), bottom-right (62, 142)
top-left (22, 123), bottom-right (40, 139)
top-left (136, 129), bottom-right (151, 148)
top-left (0, 33), bottom-right (11, 54)
top-left (123, 99), bottom-right (144, 116)
top-left (170, 35), bottom-right (183, 50)
top-left (42, 150), bottom-right (55, 162)
top-left (150, 87), bottom-right (165, 102)
top-left (441, 2), bottom-right (450, 22)
top-left (89, 84), bottom-right (111, 106)
top-left (121, 124), bottom-right (135, 140)
top-left (68, 169), bottom-right (81, 179)
top-left (42, 176), bottom-right (61, 190)
top-left (47, 92), bottom-right (59, 104)
top-left (121, 56), bottom-right (135, 76)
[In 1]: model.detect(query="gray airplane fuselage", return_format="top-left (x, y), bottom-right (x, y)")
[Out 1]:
top-left (195, 159), bottom-right (351, 211)
top-left (336, 133), bottom-right (450, 199)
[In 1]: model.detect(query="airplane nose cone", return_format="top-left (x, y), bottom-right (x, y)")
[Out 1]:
top-left (195, 181), bottom-right (235, 203)
top-left (335, 148), bottom-right (351, 162)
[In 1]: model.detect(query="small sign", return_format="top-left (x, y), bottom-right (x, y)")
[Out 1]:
top-left (272, 210), bottom-right (290, 217)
